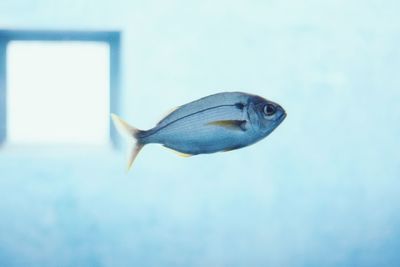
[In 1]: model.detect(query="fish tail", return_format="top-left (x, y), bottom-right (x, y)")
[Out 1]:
top-left (111, 113), bottom-right (145, 171)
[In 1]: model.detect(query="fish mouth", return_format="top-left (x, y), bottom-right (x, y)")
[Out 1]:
top-left (278, 111), bottom-right (287, 122)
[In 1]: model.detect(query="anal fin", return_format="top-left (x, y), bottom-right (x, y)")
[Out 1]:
top-left (175, 152), bottom-right (193, 158)
top-left (223, 145), bottom-right (243, 152)
top-left (163, 146), bottom-right (193, 158)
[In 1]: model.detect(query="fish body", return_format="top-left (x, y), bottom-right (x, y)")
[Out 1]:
top-left (112, 92), bottom-right (286, 170)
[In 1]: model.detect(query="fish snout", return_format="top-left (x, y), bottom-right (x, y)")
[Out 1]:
top-left (282, 109), bottom-right (287, 119)
top-left (276, 105), bottom-right (287, 121)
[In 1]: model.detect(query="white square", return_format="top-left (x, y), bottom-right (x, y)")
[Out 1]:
top-left (6, 41), bottom-right (110, 145)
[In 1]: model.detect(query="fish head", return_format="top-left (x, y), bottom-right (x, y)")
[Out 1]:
top-left (247, 95), bottom-right (286, 136)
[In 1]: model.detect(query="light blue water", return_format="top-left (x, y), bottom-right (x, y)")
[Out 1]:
top-left (1, 0), bottom-right (400, 266)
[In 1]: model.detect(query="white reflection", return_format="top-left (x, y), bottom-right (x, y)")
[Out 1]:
top-left (6, 41), bottom-right (110, 145)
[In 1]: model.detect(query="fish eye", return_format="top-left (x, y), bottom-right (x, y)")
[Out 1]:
top-left (263, 104), bottom-right (276, 116)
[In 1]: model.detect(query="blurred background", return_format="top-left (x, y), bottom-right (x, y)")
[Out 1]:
top-left (0, 0), bottom-right (399, 266)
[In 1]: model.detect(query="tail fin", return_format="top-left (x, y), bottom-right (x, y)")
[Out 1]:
top-left (111, 113), bottom-right (144, 171)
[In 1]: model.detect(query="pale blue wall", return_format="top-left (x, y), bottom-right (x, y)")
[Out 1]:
top-left (1, 1), bottom-right (400, 266)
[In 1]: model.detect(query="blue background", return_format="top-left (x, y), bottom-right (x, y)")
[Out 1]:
top-left (1, 0), bottom-right (400, 266)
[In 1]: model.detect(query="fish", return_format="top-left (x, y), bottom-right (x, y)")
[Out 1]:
top-left (111, 92), bottom-right (286, 170)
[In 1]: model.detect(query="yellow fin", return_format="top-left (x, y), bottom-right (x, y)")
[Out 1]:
top-left (111, 113), bottom-right (144, 172)
top-left (126, 143), bottom-right (144, 171)
top-left (207, 120), bottom-right (246, 131)
top-left (176, 152), bottom-right (193, 158)
top-left (163, 146), bottom-right (193, 158)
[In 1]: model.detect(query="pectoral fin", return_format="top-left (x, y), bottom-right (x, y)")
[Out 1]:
top-left (207, 120), bottom-right (247, 131)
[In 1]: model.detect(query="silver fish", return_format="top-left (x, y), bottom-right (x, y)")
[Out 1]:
top-left (112, 92), bottom-right (286, 170)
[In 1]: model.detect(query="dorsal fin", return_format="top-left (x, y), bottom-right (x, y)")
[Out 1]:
top-left (158, 106), bottom-right (181, 124)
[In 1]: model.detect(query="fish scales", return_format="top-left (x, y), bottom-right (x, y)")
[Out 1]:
top-left (146, 105), bottom-right (247, 154)
top-left (153, 105), bottom-right (244, 135)
top-left (111, 91), bottom-right (286, 170)
top-left (156, 92), bottom-right (248, 128)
